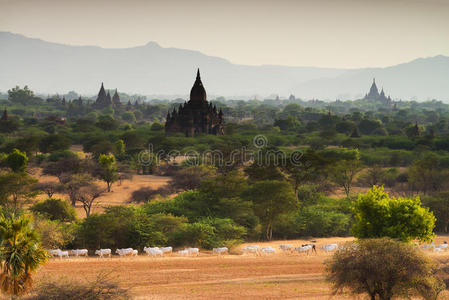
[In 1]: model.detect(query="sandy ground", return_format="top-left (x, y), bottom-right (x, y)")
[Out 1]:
top-left (32, 237), bottom-right (449, 300)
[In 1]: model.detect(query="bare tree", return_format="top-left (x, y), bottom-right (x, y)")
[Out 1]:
top-left (77, 185), bottom-right (106, 217)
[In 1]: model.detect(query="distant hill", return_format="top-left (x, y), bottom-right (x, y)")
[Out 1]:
top-left (0, 32), bottom-right (448, 101)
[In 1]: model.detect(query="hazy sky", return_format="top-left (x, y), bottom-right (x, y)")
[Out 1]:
top-left (1, 0), bottom-right (448, 68)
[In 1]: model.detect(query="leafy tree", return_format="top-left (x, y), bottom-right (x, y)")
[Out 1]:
top-left (352, 186), bottom-right (435, 242)
top-left (329, 149), bottom-right (363, 197)
top-left (0, 172), bottom-right (37, 211)
top-left (5, 149), bottom-right (28, 173)
top-left (121, 111), bottom-right (136, 123)
top-left (98, 154), bottom-right (118, 192)
top-left (30, 198), bottom-right (76, 222)
top-left (170, 165), bottom-right (216, 191)
top-left (39, 134), bottom-right (71, 153)
top-left (0, 213), bottom-right (48, 298)
top-left (243, 180), bottom-right (298, 240)
top-left (113, 139), bottom-right (125, 156)
top-left (7, 85), bottom-right (35, 105)
top-left (422, 191), bottom-right (449, 233)
top-left (408, 153), bottom-right (448, 194)
top-left (326, 238), bottom-right (444, 300)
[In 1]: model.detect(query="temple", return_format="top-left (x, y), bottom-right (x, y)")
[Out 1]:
top-left (93, 83), bottom-right (121, 108)
top-left (1, 108), bottom-right (8, 121)
top-left (364, 78), bottom-right (392, 105)
top-left (165, 69), bottom-right (224, 136)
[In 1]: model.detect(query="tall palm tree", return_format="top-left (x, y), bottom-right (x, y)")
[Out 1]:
top-left (0, 213), bottom-right (48, 299)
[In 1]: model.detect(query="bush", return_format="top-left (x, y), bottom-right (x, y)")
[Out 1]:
top-left (326, 238), bottom-right (444, 300)
top-left (30, 198), bottom-right (76, 222)
top-left (28, 272), bottom-right (130, 300)
top-left (352, 186), bottom-right (436, 242)
top-left (33, 216), bottom-right (75, 249)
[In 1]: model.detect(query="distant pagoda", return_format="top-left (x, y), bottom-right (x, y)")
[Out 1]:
top-left (165, 69), bottom-right (224, 136)
top-left (1, 108), bottom-right (8, 121)
top-left (364, 78), bottom-right (392, 105)
top-left (93, 83), bottom-right (121, 109)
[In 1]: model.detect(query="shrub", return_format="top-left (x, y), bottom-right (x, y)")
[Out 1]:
top-left (352, 186), bottom-right (436, 242)
top-left (30, 198), bottom-right (76, 222)
top-left (28, 272), bottom-right (130, 300)
top-left (326, 238), bottom-right (444, 300)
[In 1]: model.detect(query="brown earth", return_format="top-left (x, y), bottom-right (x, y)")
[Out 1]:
top-left (32, 237), bottom-right (449, 299)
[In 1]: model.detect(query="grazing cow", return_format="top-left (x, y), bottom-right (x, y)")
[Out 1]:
top-left (261, 247), bottom-right (276, 255)
top-left (70, 249), bottom-right (88, 257)
top-left (48, 249), bottom-right (62, 257)
top-left (178, 249), bottom-right (188, 256)
top-left (242, 245), bottom-right (260, 256)
top-left (434, 247), bottom-right (443, 252)
top-left (301, 244), bottom-right (317, 255)
top-left (186, 248), bottom-right (199, 256)
top-left (294, 245), bottom-right (313, 255)
top-left (279, 244), bottom-right (292, 252)
top-left (144, 247), bottom-right (163, 257)
top-left (213, 247), bottom-right (229, 256)
top-left (160, 247), bottom-right (173, 254)
top-left (321, 244), bottom-right (338, 254)
top-left (95, 249), bottom-right (111, 258)
top-left (435, 244), bottom-right (448, 251)
top-left (56, 250), bottom-right (69, 259)
top-left (116, 248), bottom-right (137, 257)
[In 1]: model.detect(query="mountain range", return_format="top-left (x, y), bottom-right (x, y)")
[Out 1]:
top-left (0, 32), bottom-right (448, 101)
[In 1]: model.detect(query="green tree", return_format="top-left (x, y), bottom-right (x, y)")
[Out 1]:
top-left (5, 149), bottom-right (28, 173)
top-left (0, 172), bottom-right (37, 211)
top-left (0, 213), bottom-right (48, 299)
top-left (7, 85), bottom-right (35, 105)
top-left (352, 186), bottom-right (435, 242)
top-left (326, 238), bottom-right (444, 300)
top-left (30, 198), bottom-right (76, 222)
top-left (243, 180), bottom-right (298, 240)
top-left (329, 149), bottom-right (363, 197)
top-left (98, 154), bottom-right (118, 192)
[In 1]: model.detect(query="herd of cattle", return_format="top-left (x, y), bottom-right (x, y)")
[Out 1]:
top-left (47, 242), bottom-right (449, 259)
top-left (47, 243), bottom-right (340, 259)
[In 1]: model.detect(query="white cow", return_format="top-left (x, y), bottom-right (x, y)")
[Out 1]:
top-left (435, 244), bottom-right (448, 251)
top-left (279, 244), bottom-right (292, 252)
top-left (294, 245), bottom-right (313, 255)
top-left (55, 249), bottom-right (69, 259)
top-left (261, 247), bottom-right (276, 255)
top-left (321, 244), bottom-right (338, 254)
top-left (144, 247), bottom-right (163, 257)
top-left (48, 249), bottom-right (62, 257)
top-left (95, 249), bottom-right (111, 258)
top-left (116, 248), bottom-right (137, 257)
top-left (160, 247), bottom-right (173, 254)
top-left (242, 245), bottom-right (260, 256)
top-left (177, 249), bottom-right (188, 256)
top-left (186, 248), bottom-right (199, 256)
top-left (213, 247), bottom-right (229, 256)
top-left (70, 249), bottom-right (88, 257)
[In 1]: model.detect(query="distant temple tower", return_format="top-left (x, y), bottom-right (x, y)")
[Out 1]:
top-left (1, 108), bottom-right (8, 121)
top-left (112, 89), bottom-right (121, 106)
top-left (364, 78), bottom-right (392, 105)
top-left (165, 69), bottom-right (225, 136)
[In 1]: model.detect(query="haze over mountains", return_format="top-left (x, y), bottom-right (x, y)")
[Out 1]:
top-left (1, 32), bottom-right (448, 101)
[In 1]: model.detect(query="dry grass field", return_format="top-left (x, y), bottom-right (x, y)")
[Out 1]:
top-left (32, 237), bottom-right (449, 300)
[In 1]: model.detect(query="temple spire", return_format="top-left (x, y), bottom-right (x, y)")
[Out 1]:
top-left (196, 68), bottom-right (201, 80)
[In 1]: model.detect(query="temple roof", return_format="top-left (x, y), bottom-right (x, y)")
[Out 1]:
top-left (189, 69), bottom-right (207, 104)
